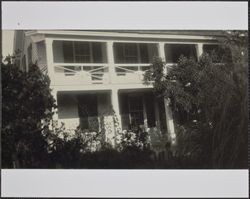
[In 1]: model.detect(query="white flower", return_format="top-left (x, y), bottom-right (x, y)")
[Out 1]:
top-left (192, 120), bottom-right (197, 123)
top-left (185, 82), bottom-right (191, 87)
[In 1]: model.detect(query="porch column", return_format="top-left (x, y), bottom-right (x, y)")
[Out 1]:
top-left (158, 42), bottom-right (167, 74)
top-left (196, 43), bottom-right (203, 59)
top-left (107, 41), bottom-right (116, 83)
top-left (159, 42), bottom-right (176, 144)
top-left (164, 98), bottom-right (176, 145)
top-left (111, 88), bottom-right (122, 145)
top-left (142, 95), bottom-right (148, 130)
top-left (45, 38), bottom-right (55, 85)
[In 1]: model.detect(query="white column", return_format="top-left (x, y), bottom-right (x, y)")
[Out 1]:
top-left (44, 38), bottom-right (55, 85)
top-left (196, 43), bottom-right (203, 59)
top-left (111, 88), bottom-right (121, 146)
top-left (142, 95), bottom-right (148, 130)
top-left (164, 98), bottom-right (176, 145)
top-left (158, 42), bottom-right (167, 74)
top-left (107, 41), bottom-right (116, 84)
top-left (159, 42), bottom-right (176, 144)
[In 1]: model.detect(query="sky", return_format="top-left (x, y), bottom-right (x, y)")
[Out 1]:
top-left (2, 30), bottom-right (14, 58)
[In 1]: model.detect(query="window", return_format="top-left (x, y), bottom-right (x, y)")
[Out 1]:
top-left (74, 42), bottom-right (91, 63)
top-left (139, 43), bottom-right (149, 63)
top-left (114, 43), bottom-right (156, 64)
top-left (53, 41), bottom-right (106, 63)
top-left (77, 94), bottom-right (98, 131)
top-left (165, 44), bottom-right (197, 63)
top-left (62, 41), bottom-right (73, 63)
top-left (124, 43), bottom-right (138, 63)
top-left (120, 93), bottom-right (157, 129)
top-left (114, 43), bottom-right (138, 63)
top-left (92, 42), bottom-right (104, 63)
top-left (128, 95), bottom-right (144, 126)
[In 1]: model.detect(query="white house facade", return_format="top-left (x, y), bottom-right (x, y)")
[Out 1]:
top-left (13, 30), bottom-right (221, 146)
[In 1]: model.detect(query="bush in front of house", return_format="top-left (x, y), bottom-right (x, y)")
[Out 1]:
top-left (1, 58), bottom-right (56, 168)
top-left (144, 31), bottom-right (248, 169)
top-left (46, 122), bottom-right (156, 169)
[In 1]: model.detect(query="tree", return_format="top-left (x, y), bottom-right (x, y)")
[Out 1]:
top-left (1, 59), bottom-right (56, 168)
top-left (144, 31), bottom-right (248, 168)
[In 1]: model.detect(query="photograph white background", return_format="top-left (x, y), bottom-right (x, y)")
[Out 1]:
top-left (1, 1), bottom-right (248, 198)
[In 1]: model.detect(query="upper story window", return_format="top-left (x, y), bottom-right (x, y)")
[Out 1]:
top-left (74, 42), bottom-right (91, 62)
top-left (203, 44), bottom-right (230, 63)
top-left (53, 41), bottom-right (107, 63)
top-left (165, 44), bottom-right (197, 63)
top-left (114, 43), bottom-right (158, 64)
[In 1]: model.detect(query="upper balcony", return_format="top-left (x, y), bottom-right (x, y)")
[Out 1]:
top-left (51, 40), bottom-right (158, 86)
top-left (50, 39), bottom-right (220, 87)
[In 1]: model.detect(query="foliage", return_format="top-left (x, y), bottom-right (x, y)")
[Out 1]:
top-left (1, 60), bottom-right (56, 168)
top-left (44, 122), bottom-right (107, 168)
top-left (45, 112), bottom-right (154, 168)
top-left (144, 31), bottom-right (248, 168)
top-left (118, 126), bottom-right (151, 151)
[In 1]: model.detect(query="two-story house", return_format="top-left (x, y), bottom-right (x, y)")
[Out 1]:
top-left (13, 30), bottom-right (222, 146)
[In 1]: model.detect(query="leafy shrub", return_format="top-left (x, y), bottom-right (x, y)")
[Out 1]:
top-left (144, 31), bottom-right (248, 168)
top-left (1, 61), bottom-right (56, 168)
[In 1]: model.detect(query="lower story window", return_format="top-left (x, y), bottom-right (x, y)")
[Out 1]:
top-left (77, 94), bottom-right (99, 131)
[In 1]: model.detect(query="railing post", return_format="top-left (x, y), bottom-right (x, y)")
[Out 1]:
top-left (107, 41), bottom-right (116, 84)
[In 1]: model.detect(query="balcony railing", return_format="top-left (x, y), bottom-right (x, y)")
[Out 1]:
top-left (113, 63), bottom-right (151, 84)
top-left (52, 63), bottom-right (177, 85)
top-left (54, 63), bottom-right (110, 85)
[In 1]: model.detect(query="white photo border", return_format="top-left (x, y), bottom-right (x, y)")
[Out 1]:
top-left (1, 1), bottom-right (249, 198)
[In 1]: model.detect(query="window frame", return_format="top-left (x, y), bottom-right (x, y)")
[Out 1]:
top-left (60, 41), bottom-right (105, 63)
top-left (114, 43), bottom-right (150, 64)
top-left (128, 94), bottom-right (144, 126)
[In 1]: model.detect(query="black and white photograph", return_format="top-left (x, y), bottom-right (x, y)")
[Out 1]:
top-left (1, 1), bottom-right (248, 198)
top-left (2, 29), bottom-right (248, 169)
